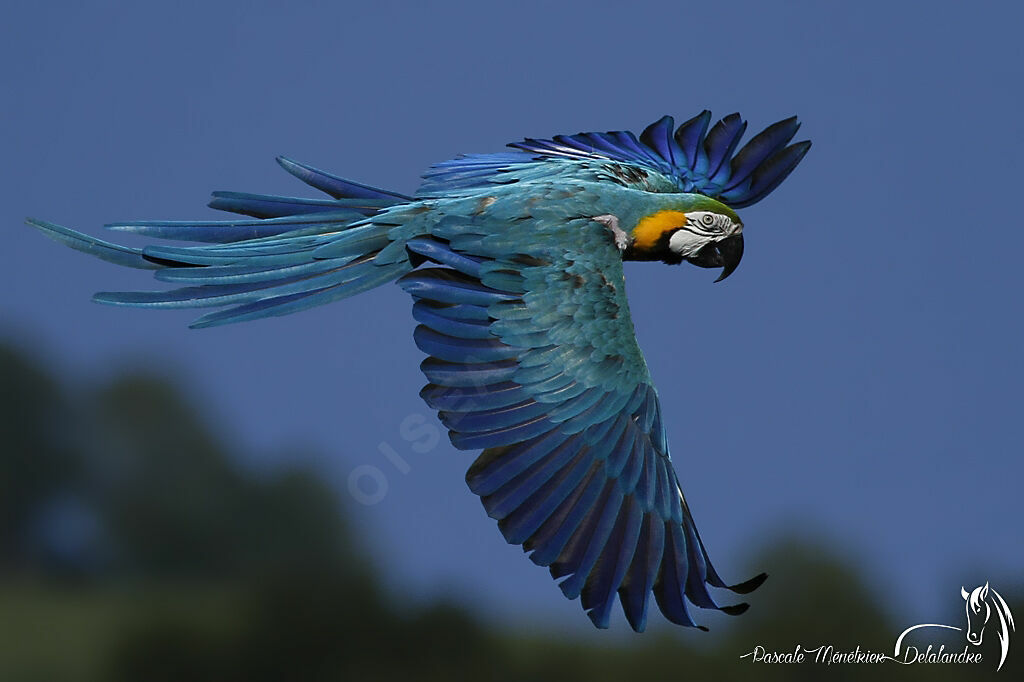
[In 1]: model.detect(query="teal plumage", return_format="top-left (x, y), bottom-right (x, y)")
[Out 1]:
top-left (27, 112), bottom-right (810, 631)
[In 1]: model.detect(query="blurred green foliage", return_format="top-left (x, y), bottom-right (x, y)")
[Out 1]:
top-left (0, 341), bottom-right (1018, 681)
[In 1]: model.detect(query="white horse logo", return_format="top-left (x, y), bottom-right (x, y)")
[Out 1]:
top-left (895, 582), bottom-right (1015, 672)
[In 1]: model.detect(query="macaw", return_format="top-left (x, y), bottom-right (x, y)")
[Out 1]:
top-left (28, 111), bottom-right (810, 631)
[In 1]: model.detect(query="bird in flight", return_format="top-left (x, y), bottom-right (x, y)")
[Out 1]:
top-left (28, 111), bottom-right (810, 631)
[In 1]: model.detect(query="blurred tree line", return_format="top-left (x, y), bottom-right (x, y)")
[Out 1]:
top-left (0, 340), bottom-right (1018, 681)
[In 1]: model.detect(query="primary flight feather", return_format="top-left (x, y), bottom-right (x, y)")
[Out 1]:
top-left (28, 111), bottom-right (810, 631)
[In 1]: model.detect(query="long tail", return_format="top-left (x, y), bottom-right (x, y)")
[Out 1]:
top-left (27, 158), bottom-right (419, 328)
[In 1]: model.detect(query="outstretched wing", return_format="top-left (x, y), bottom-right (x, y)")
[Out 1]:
top-left (397, 186), bottom-right (764, 630)
top-left (419, 111), bottom-right (811, 209)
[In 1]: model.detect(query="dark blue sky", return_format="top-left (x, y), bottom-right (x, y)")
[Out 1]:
top-left (3, 1), bottom-right (1022, 635)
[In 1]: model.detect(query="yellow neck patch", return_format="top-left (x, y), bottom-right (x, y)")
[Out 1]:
top-left (631, 210), bottom-right (687, 251)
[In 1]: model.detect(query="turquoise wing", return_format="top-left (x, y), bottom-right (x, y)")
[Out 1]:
top-left (398, 188), bottom-right (764, 630)
top-left (419, 112), bottom-right (811, 209)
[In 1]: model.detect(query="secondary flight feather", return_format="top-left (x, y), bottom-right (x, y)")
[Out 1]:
top-left (28, 111), bottom-right (810, 631)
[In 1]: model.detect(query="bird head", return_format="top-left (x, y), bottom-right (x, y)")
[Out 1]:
top-left (628, 196), bottom-right (744, 281)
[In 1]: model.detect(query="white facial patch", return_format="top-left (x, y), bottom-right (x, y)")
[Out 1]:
top-left (667, 211), bottom-right (742, 257)
top-left (667, 228), bottom-right (710, 257)
top-left (686, 211), bottom-right (740, 235)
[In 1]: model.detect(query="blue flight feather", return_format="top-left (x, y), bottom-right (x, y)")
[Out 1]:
top-left (723, 116), bottom-right (800, 190)
top-left (412, 301), bottom-right (493, 339)
top-left (449, 415), bottom-right (554, 450)
top-left (704, 114), bottom-right (747, 187)
top-left (604, 427), bottom-right (638, 479)
top-left (413, 326), bottom-right (519, 364)
top-left (527, 465), bottom-right (607, 567)
top-left (499, 448), bottom-right (593, 545)
top-left (208, 191), bottom-right (381, 219)
top-left (276, 156), bottom-right (412, 202)
top-left (618, 514), bottom-right (658, 631)
top-left (107, 211), bottom-right (364, 244)
top-left (399, 269), bottom-right (516, 306)
top-left (723, 140), bottom-right (813, 208)
top-left (673, 110), bottom-right (712, 176)
top-left (468, 428), bottom-right (565, 491)
top-left (420, 358), bottom-right (519, 388)
top-left (154, 259), bottom-right (344, 285)
top-left (94, 261), bottom-right (365, 309)
top-left (655, 523), bottom-right (700, 628)
top-left (467, 429), bottom-right (567, 496)
top-left (420, 381), bottom-right (526, 413)
top-left (441, 400), bottom-right (551, 434)
top-left (189, 262), bottom-right (406, 329)
top-left (482, 437), bottom-right (582, 520)
top-left (557, 484), bottom-right (625, 599)
top-left (405, 237), bottom-right (484, 277)
top-left (27, 219), bottom-right (158, 270)
top-left (583, 499), bottom-right (643, 627)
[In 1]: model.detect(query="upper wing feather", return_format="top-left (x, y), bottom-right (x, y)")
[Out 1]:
top-left (418, 111), bottom-right (811, 209)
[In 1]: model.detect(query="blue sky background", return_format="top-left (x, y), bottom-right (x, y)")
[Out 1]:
top-left (3, 1), bottom-right (1022, 635)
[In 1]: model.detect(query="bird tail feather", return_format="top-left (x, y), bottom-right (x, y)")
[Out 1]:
top-left (26, 158), bottom-right (420, 328)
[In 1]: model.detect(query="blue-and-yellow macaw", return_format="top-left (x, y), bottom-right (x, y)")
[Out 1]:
top-left (28, 111), bottom-right (810, 631)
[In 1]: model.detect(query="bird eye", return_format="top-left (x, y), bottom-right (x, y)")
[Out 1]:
top-left (701, 213), bottom-right (716, 226)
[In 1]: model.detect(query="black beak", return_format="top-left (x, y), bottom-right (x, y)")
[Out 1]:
top-left (685, 234), bottom-right (744, 282)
